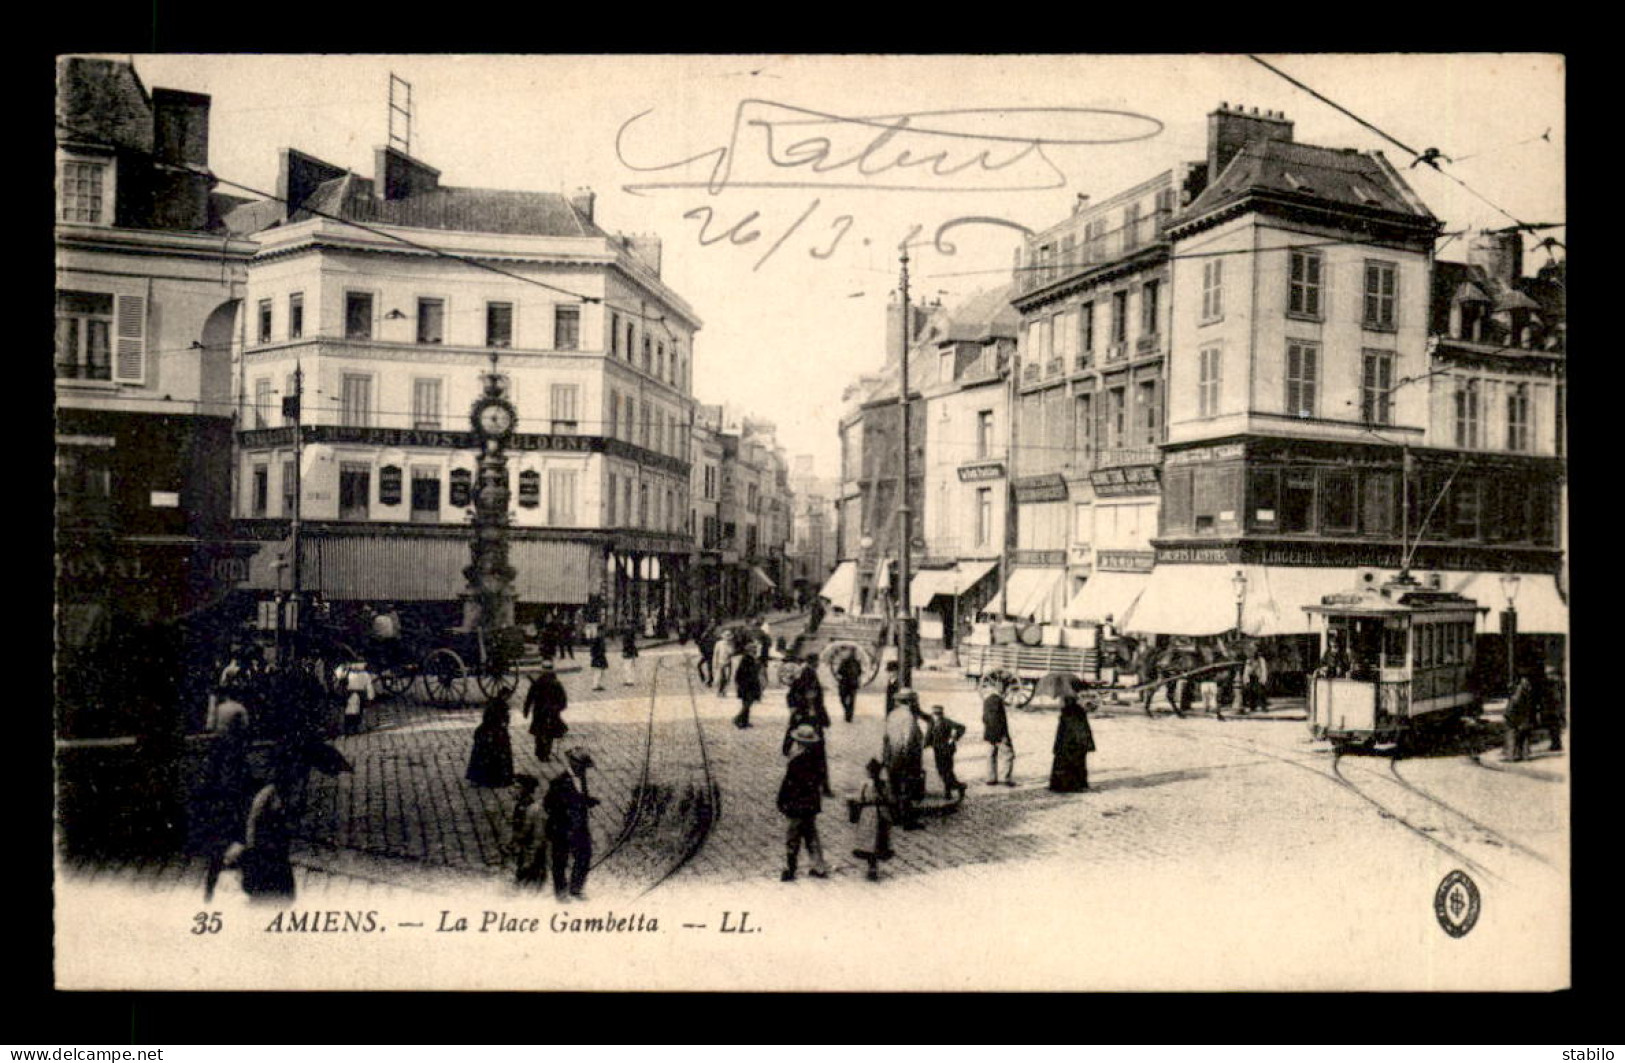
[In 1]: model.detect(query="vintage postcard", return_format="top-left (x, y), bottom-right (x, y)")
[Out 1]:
top-left (53, 53), bottom-right (1568, 991)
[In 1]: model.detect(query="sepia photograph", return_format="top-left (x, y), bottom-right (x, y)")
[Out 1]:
top-left (51, 52), bottom-right (1568, 992)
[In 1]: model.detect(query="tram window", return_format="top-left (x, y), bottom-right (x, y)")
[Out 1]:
top-left (1420, 625), bottom-right (1435, 667)
top-left (1383, 623), bottom-right (1407, 667)
top-left (1441, 624), bottom-right (1456, 664)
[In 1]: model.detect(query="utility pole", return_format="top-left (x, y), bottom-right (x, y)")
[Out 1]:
top-left (897, 246), bottom-right (915, 687)
top-left (290, 362), bottom-right (304, 642)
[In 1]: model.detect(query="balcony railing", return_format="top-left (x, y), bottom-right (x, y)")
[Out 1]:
top-left (1135, 334), bottom-right (1161, 355)
top-left (1018, 207), bottom-right (1173, 292)
top-left (1074, 354), bottom-right (1094, 372)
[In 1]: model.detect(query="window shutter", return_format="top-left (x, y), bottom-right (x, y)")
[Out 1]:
top-left (113, 294), bottom-right (146, 383)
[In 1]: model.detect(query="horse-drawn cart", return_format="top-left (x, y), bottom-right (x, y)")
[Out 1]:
top-left (310, 620), bottom-right (524, 708)
top-left (961, 643), bottom-right (1103, 707)
top-left (774, 616), bottom-right (889, 688)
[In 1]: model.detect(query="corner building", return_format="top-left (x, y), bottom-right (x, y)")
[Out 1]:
top-left (235, 147), bottom-right (699, 631)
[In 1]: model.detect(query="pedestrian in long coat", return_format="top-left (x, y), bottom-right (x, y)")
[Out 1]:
top-left (1504, 672), bottom-right (1538, 763)
top-left (467, 695), bottom-right (516, 787)
top-left (587, 632), bottom-right (609, 690)
top-left (509, 773), bottom-right (548, 888)
top-left (1241, 647), bottom-right (1270, 714)
top-left (733, 650), bottom-right (763, 728)
top-left (231, 754), bottom-right (302, 902)
top-left (695, 623), bottom-right (718, 686)
top-left (620, 627), bottom-right (640, 687)
top-left (787, 657), bottom-right (830, 729)
top-left (983, 690), bottom-right (1015, 786)
top-left (777, 726), bottom-right (830, 881)
top-left (1137, 645), bottom-right (1162, 717)
top-left (1540, 666), bottom-right (1565, 753)
top-left (200, 688), bottom-right (255, 902)
top-left (1048, 694), bottom-right (1096, 792)
top-left (849, 757), bottom-right (894, 881)
top-left (544, 748), bottom-right (599, 900)
top-left (522, 661), bottom-right (569, 763)
top-left (835, 651), bottom-right (864, 723)
top-left (883, 689), bottom-right (927, 828)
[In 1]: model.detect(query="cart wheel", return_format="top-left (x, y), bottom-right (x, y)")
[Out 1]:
top-left (978, 668), bottom-right (1018, 702)
top-left (475, 660), bottom-right (520, 701)
top-left (821, 642), bottom-right (876, 688)
top-left (423, 648), bottom-right (466, 707)
top-left (376, 669), bottom-right (413, 700)
top-left (1010, 678), bottom-right (1038, 709)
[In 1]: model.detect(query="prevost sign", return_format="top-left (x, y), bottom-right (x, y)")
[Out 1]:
top-left (1095, 550), bottom-right (1156, 572)
top-left (239, 426), bottom-right (688, 476)
top-left (958, 461), bottom-right (1006, 482)
top-left (1163, 442), bottom-right (1247, 467)
top-left (1150, 539), bottom-right (1561, 573)
top-left (1090, 465), bottom-right (1161, 495)
top-left (1012, 474), bottom-right (1068, 502)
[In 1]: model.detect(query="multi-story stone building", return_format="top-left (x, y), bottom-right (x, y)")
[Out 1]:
top-left (1008, 170), bottom-right (1188, 627)
top-left (55, 56), bottom-right (259, 739)
top-left (233, 145), bottom-right (700, 633)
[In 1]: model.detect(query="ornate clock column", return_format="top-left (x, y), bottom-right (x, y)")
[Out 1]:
top-left (463, 350), bottom-right (519, 637)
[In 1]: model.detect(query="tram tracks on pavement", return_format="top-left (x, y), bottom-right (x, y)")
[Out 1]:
top-left (1146, 717), bottom-right (1545, 884)
top-left (590, 656), bottom-right (721, 898)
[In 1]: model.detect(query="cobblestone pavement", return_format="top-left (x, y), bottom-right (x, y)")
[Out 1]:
top-left (61, 645), bottom-right (1568, 907)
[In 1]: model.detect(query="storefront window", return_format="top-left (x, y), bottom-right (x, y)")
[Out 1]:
top-left (1320, 470), bottom-right (1356, 534)
top-left (1161, 466), bottom-right (1193, 535)
top-left (1281, 471), bottom-right (1315, 533)
top-left (1449, 478), bottom-right (1480, 540)
top-left (1362, 471), bottom-right (1396, 537)
top-left (1249, 467), bottom-right (1279, 530)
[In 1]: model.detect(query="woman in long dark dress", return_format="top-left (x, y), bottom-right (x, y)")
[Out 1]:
top-left (1048, 694), bottom-right (1096, 792)
top-left (467, 695), bottom-right (516, 787)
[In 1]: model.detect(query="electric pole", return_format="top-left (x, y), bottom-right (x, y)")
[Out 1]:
top-left (898, 246), bottom-right (915, 687)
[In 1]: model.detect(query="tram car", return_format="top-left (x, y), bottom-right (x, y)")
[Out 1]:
top-left (1303, 577), bottom-right (1488, 750)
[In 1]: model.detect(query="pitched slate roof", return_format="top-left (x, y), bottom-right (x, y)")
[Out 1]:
top-left (943, 284), bottom-right (1021, 343)
top-left (293, 183), bottom-right (608, 239)
top-left (1429, 257), bottom-right (1565, 351)
top-left (1184, 139), bottom-right (1432, 224)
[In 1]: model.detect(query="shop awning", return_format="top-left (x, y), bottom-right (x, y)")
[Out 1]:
top-left (1063, 571), bottom-right (1148, 627)
top-left (819, 561), bottom-right (858, 612)
top-left (990, 567), bottom-right (1066, 622)
top-left (1441, 572), bottom-right (1568, 635)
top-left (909, 559), bottom-right (998, 603)
top-left (1128, 565), bottom-right (1365, 638)
top-left (292, 535), bottom-right (594, 603)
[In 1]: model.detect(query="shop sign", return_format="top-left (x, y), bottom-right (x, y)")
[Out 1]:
top-left (1096, 550), bottom-right (1156, 572)
top-left (958, 461), bottom-right (1005, 482)
top-left (1164, 443), bottom-right (1246, 467)
top-left (1090, 465), bottom-right (1161, 496)
top-left (1013, 474), bottom-right (1068, 502)
top-left (1014, 549), bottom-right (1066, 566)
top-left (1155, 545), bottom-right (1235, 564)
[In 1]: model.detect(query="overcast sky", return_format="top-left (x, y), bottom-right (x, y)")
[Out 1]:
top-left (127, 54), bottom-right (1565, 478)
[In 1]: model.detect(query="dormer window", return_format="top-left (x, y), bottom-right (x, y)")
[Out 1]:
top-left (1282, 171), bottom-right (1313, 194)
top-left (58, 156), bottom-right (112, 225)
top-left (1349, 180), bottom-right (1379, 205)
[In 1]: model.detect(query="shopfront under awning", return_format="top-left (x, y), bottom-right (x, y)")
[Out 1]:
top-left (1128, 565), bottom-right (1366, 638)
top-left (989, 566), bottom-right (1066, 622)
top-left (1441, 572), bottom-right (1568, 635)
top-left (819, 561), bottom-right (858, 613)
top-left (909, 559), bottom-right (998, 604)
top-left (1063, 571), bottom-right (1149, 627)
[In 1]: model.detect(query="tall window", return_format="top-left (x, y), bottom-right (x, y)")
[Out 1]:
top-left (257, 299), bottom-right (273, 343)
top-left (253, 378), bottom-right (272, 429)
top-left (656, 341), bottom-right (666, 380)
top-left (486, 302), bottom-right (514, 348)
top-left (1136, 379), bottom-right (1160, 445)
top-left (281, 458), bottom-right (296, 516)
top-left (976, 410), bottom-right (994, 459)
top-left (345, 292), bottom-right (373, 340)
top-left (1360, 350), bottom-right (1394, 425)
top-left (1141, 279), bottom-right (1160, 338)
top-left (625, 480), bottom-right (634, 528)
top-left (1123, 203), bottom-right (1141, 251)
top-left (625, 321), bottom-right (636, 361)
top-left (609, 391), bottom-right (621, 440)
top-left (639, 402), bottom-right (651, 449)
top-left (288, 293), bottom-right (304, 339)
top-left (283, 374), bottom-right (298, 425)
top-left (251, 464), bottom-right (269, 517)
top-left (341, 373), bottom-right (372, 427)
top-left (1288, 249), bottom-right (1324, 317)
top-left (1364, 261), bottom-right (1397, 329)
top-left (550, 384), bottom-right (579, 434)
top-left (1198, 347), bottom-right (1222, 418)
top-left (56, 291), bottom-right (112, 380)
top-left (1507, 383), bottom-right (1531, 451)
top-left (1039, 316), bottom-right (1054, 365)
top-left (555, 305), bottom-right (580, 350)
top-left (548, 470), bottom-right (577, 526)
top-left (410, 467), bottom-right (440, 523)
top-left (638, 483), bottom-right (649, 528)
top-left (338, 462), bottom-right (371, 520)
top-left (1111, 290), bottom-right (1129, 346)
top-left (1107, 386), bottom-right (1127, 450)
top-left (1075, 394), bottom-right (1094, 466)
top-left (60, 160), bottom-right (107, 223)
top-left (642, 333), bottom-right (652, 372)
top-left (627, 398), bottom-right (637, 445)
top-left (1201, 259), bottom-right (1223, 322)
top-left (976, 488), bottom-right (992, 547)
top-left (1453, 379), bottom-right (1480, 448)
top-left (412, 378), bottom-right (442, 429)
top-left (607, 473), bottom-right (619, 524)
top-left (1285, 342), bottom-right (1318, 418)
top-left (1078, 301), bottom-right (1095, 360)
top-left (610, 312), bottom-right (621, 356)
top-left (417, 298), bottom-right (445, 344)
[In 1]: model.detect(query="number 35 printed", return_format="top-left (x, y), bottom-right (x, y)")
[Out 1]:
top-left (191, 911), bottom-right (223, 934)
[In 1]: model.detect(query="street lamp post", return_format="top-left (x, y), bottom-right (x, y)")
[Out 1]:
top-left (1232, 569), bottom-right (1248, 635)
top-left (897, 247), bottom-right (916, 687)
top-left (1500, 572), bottom-right (1521, 695)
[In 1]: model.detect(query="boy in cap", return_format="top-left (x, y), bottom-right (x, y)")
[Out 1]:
top-left (924, 704), bottom-right (968, 800)
top-left (777, 725), bottom-right (830, 881)
top-left (544, 747), bottom-right (599, 900)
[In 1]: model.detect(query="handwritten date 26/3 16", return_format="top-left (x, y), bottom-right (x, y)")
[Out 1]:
top-left (682, 198), bottom-right (1032, 272)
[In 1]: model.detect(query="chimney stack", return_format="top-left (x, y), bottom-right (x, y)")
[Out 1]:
top-left (1072, 193), bottom-right (1091, 215)
top-left (1468, 230), bottom-right (1525, 286)
top-left (570, 187), bottom-right (596, 223)
top-left (1207, 102), bottom-right (1294, 184)
top-left (375, 145), bottom-right (440, 201)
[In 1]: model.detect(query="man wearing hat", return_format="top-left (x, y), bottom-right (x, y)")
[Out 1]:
top-left (924, 704), bottom-right (969, 800)
top-left (543, 748), bottom-right (600, 900)
top-left (522, 659), bottom-right (569, 764)
top-left (883, 688), bottom-right (927, 829)
top-left (777, 725), bottom-right (830, 881)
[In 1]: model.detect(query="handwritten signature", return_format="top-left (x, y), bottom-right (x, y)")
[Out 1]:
top-left (616, 99), bottom-right (1163, 196)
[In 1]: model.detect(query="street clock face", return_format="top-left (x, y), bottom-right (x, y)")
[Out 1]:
top-left (472, 397), bottom-right (517, 439)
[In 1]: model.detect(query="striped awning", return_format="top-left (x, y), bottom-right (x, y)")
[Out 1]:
top-left (989, 566), bottom-right (1066, 622)
top-left (1063, 571), bottom-right (1148, 626)
top-left (910, 559), bottom-right (998, 603)
top-left (819, 561), bottom-right (858, 612)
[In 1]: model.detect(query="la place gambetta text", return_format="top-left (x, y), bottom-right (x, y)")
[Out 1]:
top-left (260, 910), bottom-right (660, 934)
